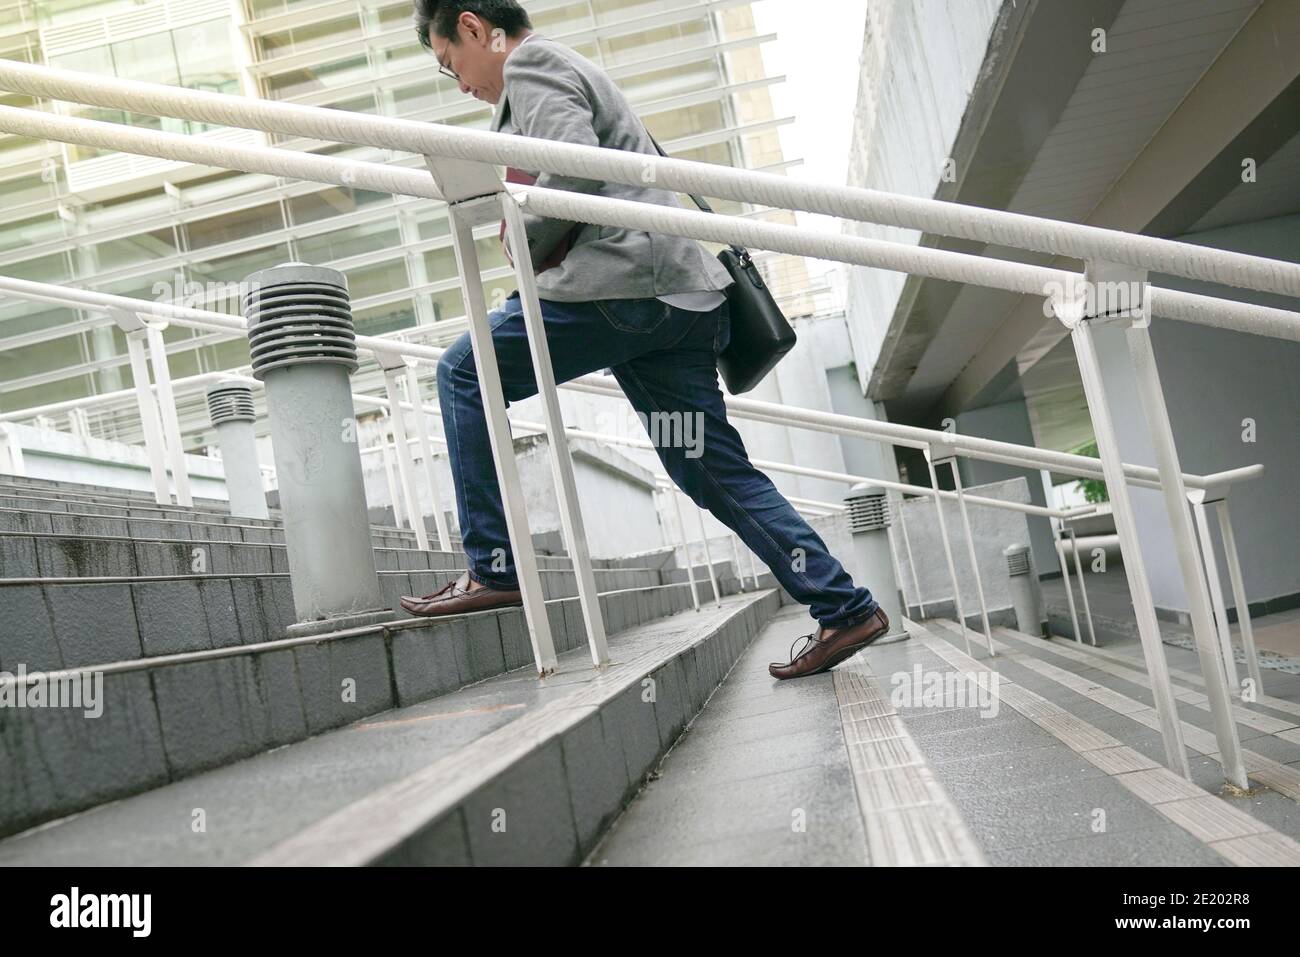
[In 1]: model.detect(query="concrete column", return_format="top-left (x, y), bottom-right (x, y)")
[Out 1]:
top-left (1004, 543), bottom-right (1046, 637)
top-left (773, 316), bottom-right (852, 502)
top-left (826, 368), bottom-right (896, 482)
top-left (243, 262), bottom-right (389, 636)
top-left (954, 398), bottom-right (1057, 577)
top-left (730, 368), bottom-right (800, 498)
top-left (205, 382), bottom-right (269, 520)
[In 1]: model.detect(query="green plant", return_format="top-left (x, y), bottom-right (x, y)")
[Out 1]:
top-left (1074, 439), bottom-right (1108, 503)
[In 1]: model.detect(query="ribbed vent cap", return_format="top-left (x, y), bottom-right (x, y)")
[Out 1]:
top-left (206, 383), bottom-right (256, 424)
top-left (242, 263), bottom-right (357, 379)
top-left (844, 483), bottom-right (890, 532)
top-left (1004, 543), bottom-right (1031, 577)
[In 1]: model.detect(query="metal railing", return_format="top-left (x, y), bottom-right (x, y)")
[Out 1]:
top-left (0, 60), bottom-right (1295, 792)
top-left (0, 270), bottom-right (1245, 664)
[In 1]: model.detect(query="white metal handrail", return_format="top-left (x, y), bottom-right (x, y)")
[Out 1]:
top-left (0, 267), bottom-right (1226, 702)
top-left (0, 259), bottom-right (1263, 685)
top-left (0, 274), bottom-right (1265, 496)
top-left (2, 60), bottom-right (1299, 300)
top-left (3, 105), bottom-right (1297, 344)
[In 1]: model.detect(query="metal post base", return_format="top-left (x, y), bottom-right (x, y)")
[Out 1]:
top-left (285, 609), bottom-right (395, 639)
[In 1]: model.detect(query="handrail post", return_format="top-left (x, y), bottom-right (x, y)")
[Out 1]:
top-left (934, 450), bottom-right (994, 656)
top-left (403, 364), bottom-right (452, 552)
top-left (444, 195), bottom-right (557, 675)
top-left (1065, 527), bottom-right (1098, 646)
top-left (112, 310), bottom-right (170, 505)
top-left (0, 423), bottom-right (25, 478)
top-left (1051, 260), bottom-right (1200, 782)
top-left (731, 535), bottom-right (748, 591)
top-left (1054, 525), bottom-right (1084, 644)
top-left (1190, 494), bottom-right (1237, 696)
top-left (500, 194), bottom-right (608, 668)
top-left (1119, 300), bottom-right (1248, 789)
top-left (1189, 489), bottom-right (1241, 697)
top-left (143, 320), bottom-right (192, 508)
top-left (378, 352), bottom-right (430, 552)
top-left (378, 421), bottom-right (404, 529)
top-left (883, 491), bottom-right (910, 614)
top-left (924, 447), bottom-right (971, 655)
top-left (694, 501), bottom-right (722, 607)
top-left (664, 487), bottom-right (700, 612)
top-left (895, 491), bottom-right (926, 619)
top-left (1215, 495), bottom-right (1263, 695)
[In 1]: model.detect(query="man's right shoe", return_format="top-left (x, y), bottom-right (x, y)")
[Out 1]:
top-left (399, 570), bottom-right (523, 618)
top-left (768, 608), bottom-right (891, 680)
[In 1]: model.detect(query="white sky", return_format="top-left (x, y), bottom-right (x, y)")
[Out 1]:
top-left (749, 0), bottom-right (868, 283)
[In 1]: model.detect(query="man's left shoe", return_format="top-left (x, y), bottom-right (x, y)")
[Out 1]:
top-left (399, 570), bottom-right (523, 618)
top-left (768, 608), bottom-right (891, 680)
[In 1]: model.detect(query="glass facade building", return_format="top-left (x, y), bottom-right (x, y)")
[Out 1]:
top-left (0, 0), bottom-right (805, 444)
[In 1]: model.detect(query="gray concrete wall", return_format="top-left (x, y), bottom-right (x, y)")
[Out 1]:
top-left (1094, 212), bottom-right (1300, 616)
top-left (771, 315), bottom-right (855, 503)
top-left (894, 476), bottom-right (1035, 623)
top-left (0, 421), bottom-right (230, 500)
top-left (841, 0), bottom-right (1006, 392)
top-left (360, 427), bottom-right (664, 560)
top-left (826, 366), bottom-right (897, 483)
top-left (517, 434), bottom-right (664, 560)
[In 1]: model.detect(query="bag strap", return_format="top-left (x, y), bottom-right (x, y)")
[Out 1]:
top-left (643, 129), bottom-right (750, 263)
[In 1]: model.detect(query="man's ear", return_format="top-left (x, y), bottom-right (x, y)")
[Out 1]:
top-left (461, 12), bottom-right (487, 47)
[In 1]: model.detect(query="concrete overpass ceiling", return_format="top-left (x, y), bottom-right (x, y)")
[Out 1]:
top-left (1017, 335), bottom-right (1095, 456)
top-left (878, 0), bottom-right (1296, 443)
top-left (1186, 125), bottom-right (1300, 233)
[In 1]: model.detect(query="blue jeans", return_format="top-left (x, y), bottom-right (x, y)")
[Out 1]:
top-left (435, 291), bottom-right (879, 629)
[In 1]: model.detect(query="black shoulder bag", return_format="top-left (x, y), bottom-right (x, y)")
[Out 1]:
top-left (644, 133), bottom-right (797, 394)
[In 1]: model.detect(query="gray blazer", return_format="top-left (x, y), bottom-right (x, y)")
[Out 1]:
top-left (491, 34), bottom-right (734, 303)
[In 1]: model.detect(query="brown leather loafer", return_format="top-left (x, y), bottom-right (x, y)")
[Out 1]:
top-left (399, 570), bottom-right (523, 618)
top-left (768, 608), bottom-right (891, 680)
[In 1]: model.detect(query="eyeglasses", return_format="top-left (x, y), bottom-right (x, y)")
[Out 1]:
top-left (435, 45), bottom-right (460, 82)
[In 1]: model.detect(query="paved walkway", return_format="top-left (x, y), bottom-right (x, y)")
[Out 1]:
top-left (589, 604), bottom-right (871, 865)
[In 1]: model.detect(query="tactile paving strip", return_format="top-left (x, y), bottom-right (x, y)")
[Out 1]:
top-left (832, 655), bottom-right (987, 866)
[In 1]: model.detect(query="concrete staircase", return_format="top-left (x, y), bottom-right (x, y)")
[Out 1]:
top-left (0, 474), bottom-right (778, 862)
top-left (8, 475), bottom-right (1295, 866)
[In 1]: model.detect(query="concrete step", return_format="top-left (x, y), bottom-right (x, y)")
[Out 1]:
top-left (0, 490), bottom-right (282, 527)
top-left (665, 556), bottom-right (774, 600)
top-left (0, 505), bottom-right (421, 549)
top-left (0, 590), bottom-right (780, 864)
top-left (0, 475), bottom-right (233, 509)
top-left (0, 476), bottom-right (426, 542)
top-left (0, 529), bottom-right (664, 581)
top-left (0, 529), bottom-right (381, 578)
top-left (0, 564), bottom-right (687, 672)
top-left (896, 617), bottom-right (1300, 865)
top-left (0, 478), bottom-right (671, 568)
